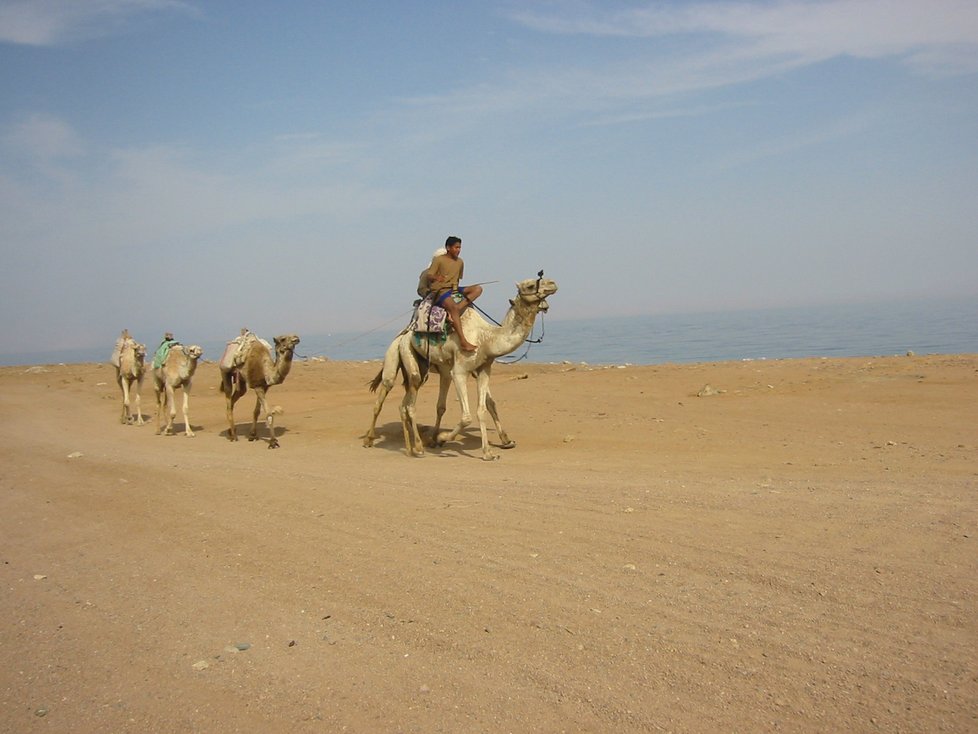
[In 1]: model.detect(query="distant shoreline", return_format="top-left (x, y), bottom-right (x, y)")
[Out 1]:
top-left (3, 297), bottom-right (976, 368)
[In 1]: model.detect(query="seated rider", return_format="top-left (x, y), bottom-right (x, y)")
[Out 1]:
top-left (425, 236), bottom-right (482, 352)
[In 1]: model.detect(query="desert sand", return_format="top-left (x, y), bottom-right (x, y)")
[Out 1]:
top-left (1, 353), bottom-right (975, 733)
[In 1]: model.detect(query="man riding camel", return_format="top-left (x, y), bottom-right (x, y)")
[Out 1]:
top-left (424, 236), bottom-right (482, 352)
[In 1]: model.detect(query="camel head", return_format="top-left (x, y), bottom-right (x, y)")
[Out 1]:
top-left (514, 276), bottom-right (559, 313)
top-left (183, 345), bottom-right (203, 361)
top-left (274, 334), bottom-right (301, 356)
top-left (133, 342), bottom-right (147, 361)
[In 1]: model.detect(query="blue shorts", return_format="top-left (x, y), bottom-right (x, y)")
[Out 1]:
top-left (435, 289), bottom-right (463, 306)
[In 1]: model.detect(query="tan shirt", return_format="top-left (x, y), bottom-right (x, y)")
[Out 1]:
top-left (426, 254), bottom-right (464, 296)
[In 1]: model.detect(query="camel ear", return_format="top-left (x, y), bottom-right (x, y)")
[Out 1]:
top-left (509, 299), bottom-right (515, 307)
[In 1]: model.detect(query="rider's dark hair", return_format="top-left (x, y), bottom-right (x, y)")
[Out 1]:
top-left (445, 236), bottom-right (461, 248)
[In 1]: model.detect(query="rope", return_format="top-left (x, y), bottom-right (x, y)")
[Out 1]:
top-left (469, 299), bottom-right (546, 363)
top-left (301, 308), bottom-right (414, 357)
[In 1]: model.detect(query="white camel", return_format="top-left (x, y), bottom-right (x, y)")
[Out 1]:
top-left (365, 276), bottom-right (558, 460)
top-left (111, 329), bottom-right (146, 425)
top-left (153, 343), bottom-right (203, 437)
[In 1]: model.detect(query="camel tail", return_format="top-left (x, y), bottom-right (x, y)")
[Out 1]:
top-left (367, 369), bottom-right (384, 393)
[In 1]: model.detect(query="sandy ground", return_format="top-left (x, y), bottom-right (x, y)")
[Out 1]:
top-left (1, 353), bottom-right (976, 733)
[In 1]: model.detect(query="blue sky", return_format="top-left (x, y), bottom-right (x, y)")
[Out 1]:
top-left (1, 0), bottom-right (976, 356)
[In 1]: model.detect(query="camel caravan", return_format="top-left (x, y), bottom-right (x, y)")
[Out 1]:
top-left (110, 245), bottom-right (558, 458)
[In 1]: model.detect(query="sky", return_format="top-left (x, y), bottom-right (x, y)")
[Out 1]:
top-left (1, 0), bottom-right (977, 358)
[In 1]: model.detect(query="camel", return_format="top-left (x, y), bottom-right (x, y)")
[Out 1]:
top-left (111, 329), bottom-right (146, 425)
top-left (219, 333), bottom-right (300, 449)
top-left (153, 343), bottom-right (203, 437)
top-left (365, 275), bottom-right (558, 460)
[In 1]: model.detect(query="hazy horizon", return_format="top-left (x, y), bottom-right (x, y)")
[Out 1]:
top-left (2, 1), bottom-right (977, 355)
top-left (1, 293), bottom-right (974, 367)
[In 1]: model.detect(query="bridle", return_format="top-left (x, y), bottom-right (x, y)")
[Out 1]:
top-left (471, 270), bottom-right (550, 363)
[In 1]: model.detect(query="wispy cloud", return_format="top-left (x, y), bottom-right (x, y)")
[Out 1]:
top-left (0, 0), bottom-right (198, 46)
top-left (509, 0), bottom-right (978, 76)
top-left (709, 111), bottom-right (879, 171)
top-left (2, 112), bottom-right (85, 160)
top-left (392, 0), bottom-right (978, 140)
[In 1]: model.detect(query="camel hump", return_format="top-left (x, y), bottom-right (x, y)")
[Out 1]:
top-left (220, 331), bottom-right (272, 372)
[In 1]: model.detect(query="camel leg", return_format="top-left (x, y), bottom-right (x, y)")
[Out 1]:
top-left (364, 337), bottom-right (401, 447)
top-left (398, 389), bottom-right (422, 457)
top-left (154, 381), bottom-right (165, 435)
top-left (479, 363), bottom-right (513, 449)
top-left (475, 369), bottom-right (499, 461)
top-left (181, 384), bottom-right (195, 437)
top-left (164, 384), bottom-right (177, 435)
top-left (485, 392), bottom-right (513, 448)
top-left (364, 379), bottom-right (391, 447)
top-left (436, 367), bottom-right (473, 447)
top-left (132, 378), bottom-right (145, 426)
top-left (249, 390), bottom-right (264, 442)
top-left (224, 373), bottom-right (245, 442)
top-left (265, 405), bottom-right (282, 449)
top-left (397, 346), bottom-right (426, 457)
top-left (250, 387), bottom-right (281, 448)
top-left (120, 376), bottom-right (131, 424)
top-left (429, 369), bottom-right (453, 447)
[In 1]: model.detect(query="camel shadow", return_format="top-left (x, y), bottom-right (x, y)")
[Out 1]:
top-left (367, 421), bottom-right (503, 458)
top-left (220, 423), bottom-right (292, 446)
top-left (155, 423), bottom-right (202, 436)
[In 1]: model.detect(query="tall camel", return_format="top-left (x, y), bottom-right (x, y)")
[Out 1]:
top-left (365, 276), bottom-right (558, 460)
top-left (111, 329), bottom-right (146, 425)
top-left (153, 344), bottom-right (203, 437)
top-left (219, 333), bottom-right (300, 449)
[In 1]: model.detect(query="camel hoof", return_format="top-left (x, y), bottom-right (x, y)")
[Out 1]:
top-left (248, 435), bottom-right (258, 442)
top-left (268, 440), bottom-right (279, 449)
top-left (482, 452), bottom-right (500, 461)
top-left (499, 440), bottom-right (516, 449)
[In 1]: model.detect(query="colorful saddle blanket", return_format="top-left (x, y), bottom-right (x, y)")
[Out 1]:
top-left (409, 295), bottom-right (449, 334)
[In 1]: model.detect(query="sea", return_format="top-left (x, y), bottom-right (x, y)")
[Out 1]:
top-left (3, 297), bottom-right (976, 368)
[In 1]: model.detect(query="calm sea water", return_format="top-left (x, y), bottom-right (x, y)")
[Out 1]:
top-left (4, 297), bottom-right (976, 367)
